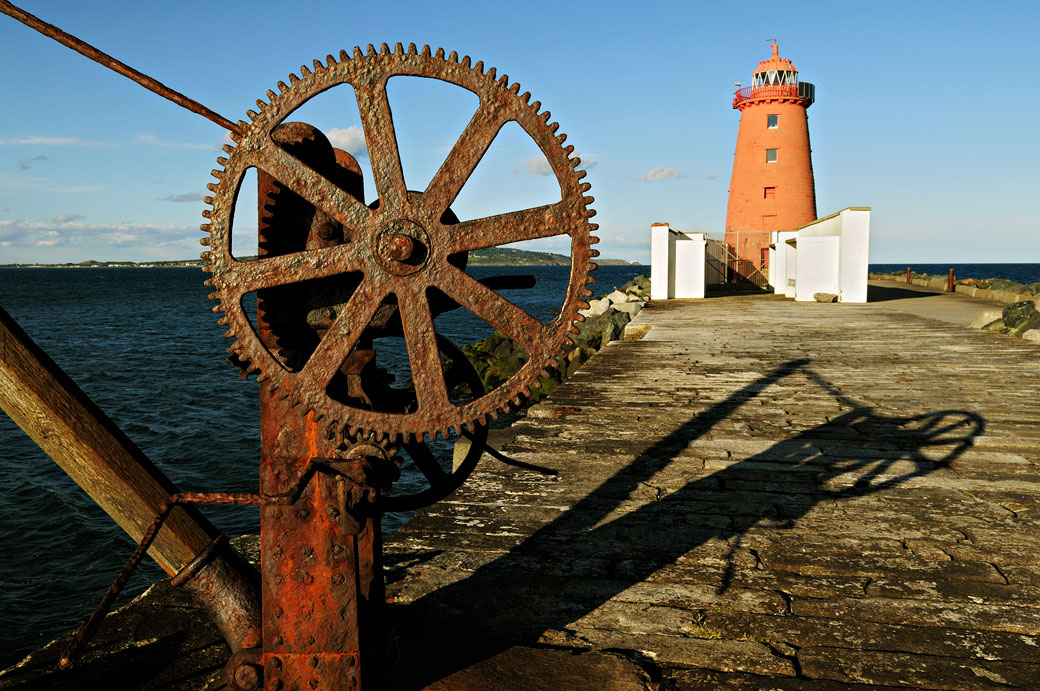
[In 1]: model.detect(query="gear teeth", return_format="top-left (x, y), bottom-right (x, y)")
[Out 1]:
top-left (354, 46), bottom-right (364, 58)
top-left (576, 169), bottom-right (587, 180)
top-left (204, 195), bottom-right (215, 205)
top-left (586, 208), bottom-right (597, 218)
top-left (582, 287), bottom-right (594, 297)
top-left (461, 55), bottom-right (471, 68)
top-left (496, 74), bottom-right (508, 87)
top-left (313, 59), bottom-right (325, 71)
top-left (563, 144), bottom-right (574, 156)
top-left (216, 156), bottom-right (229, 166)
top-left (486, 66), bottom-right (497, 80)
top-left (590, 248), bottom-right (600, 258)
top-left (203, 278), bottom-right (214, 287)
top-left (540, 110), bottom-right (551, 123)
top-left (434, 47), bottom-right (444, 58)
top-left (473, 60), bottom-right (484, 73)
top-left (589, 223), bottom-right (599, 231)
top-left (579, 182), bottom-right (591, 193)
top-left (211, 169), bottom-right (224, 180)
top-left (407, 43), bottom-right (418, 55)
top-left (255, 99), bottom-right (267, 112)
top-left (200, 237), bottom-right (211, 246)
top-left (548, 122), bottom-right (560, 134)
top-left (201, 210), bottom-right (212, 219)
top-left (574, 313), bottom-right (586, 323)
top-left (300, 65), bottom-right (311, 77)
top-left (222, 144), bottom-right (234, 155)
top-left (380, 43), bottom-right (390, 54)
top-left (278, 80), bottom-right (289, 93)
top-left (567, 324), bottom-right (580, 335)
top-left (530, 100), bottom-right (541, 113)
top-left (289, 72), bottom-right (301, 85)
top-left (394, 42), bottom-right (404, 54)
top-left (583, 195), bottom-right (594, 205)
top-left (420, 45), bottom-right (431, 57)
top-left (448, 50), bottom-right (458, 63)
top-left (208, 291), bottom-right (220, 300)
top-left (326, 54), bottom-right (337, 67)
top-left (200, 222), bottom-right (212, 232)
top-left (509, 82), bottom-right (520, 94)
top-left (206, 182), bottom-right (218, 193)
top-left (520, 91), bottom-right (531, 104)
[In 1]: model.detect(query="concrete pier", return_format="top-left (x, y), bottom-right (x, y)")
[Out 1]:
top-left (385, 284), bottom-right (1040, 689)
top-left (4, 282), bottom-right (1038, 689)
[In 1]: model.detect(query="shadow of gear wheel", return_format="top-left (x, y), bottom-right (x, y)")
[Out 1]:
top-left (201, 43), bottom-right (598, 444)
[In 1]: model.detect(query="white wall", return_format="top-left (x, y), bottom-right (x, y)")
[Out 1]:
top-left (674, 232), bottom-right (706, 298)
top-left (771, 230), bottom-right (797, 296)
top-left (650, 223), bottom-right (673, 300)
top-left (790, 207), bottom-right (870, 303)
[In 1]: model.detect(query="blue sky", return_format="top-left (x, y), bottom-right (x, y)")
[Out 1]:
top-left (1, 0), bottom-right (1037, 264)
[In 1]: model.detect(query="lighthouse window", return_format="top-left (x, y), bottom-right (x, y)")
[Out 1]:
top-left (766, 148), bottom-right (778, 163)
top-left (764, 187), bottom-right (776, 199)
top-left (767, 114), bottom-right (778, 129)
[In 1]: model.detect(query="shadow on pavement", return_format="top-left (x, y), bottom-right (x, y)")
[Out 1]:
top-left (388, 358), bottom-right (985, 688)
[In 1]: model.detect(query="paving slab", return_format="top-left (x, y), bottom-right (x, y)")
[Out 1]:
top-left (385, 293), bottom-right (1040, 689)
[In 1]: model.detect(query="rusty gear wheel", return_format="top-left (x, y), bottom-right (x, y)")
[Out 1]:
top-left (202, 43), bottom-right (598, 443)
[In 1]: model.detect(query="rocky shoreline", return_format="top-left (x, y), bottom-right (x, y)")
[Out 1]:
top-left (461, 275), bottom-right (651, 407)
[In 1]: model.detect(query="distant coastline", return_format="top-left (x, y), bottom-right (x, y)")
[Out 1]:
top-left (0, 247), bottom-right (641, 269)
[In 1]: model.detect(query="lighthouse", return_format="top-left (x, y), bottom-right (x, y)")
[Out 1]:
top-left (725, 43), bottom-right (817, 276)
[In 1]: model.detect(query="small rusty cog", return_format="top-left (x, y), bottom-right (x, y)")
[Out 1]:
top-left (201, 43), bottom-right (598, 443)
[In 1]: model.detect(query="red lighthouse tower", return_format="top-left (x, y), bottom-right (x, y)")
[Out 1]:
top-left (725, 43), bottom-right (817, 275)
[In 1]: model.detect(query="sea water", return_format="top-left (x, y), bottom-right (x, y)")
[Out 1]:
top-left (0, 263), bottom-right (646, 667)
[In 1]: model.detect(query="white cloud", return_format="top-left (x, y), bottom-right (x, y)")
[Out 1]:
top-left (0, 219), bottom-right (197, 251)
top-left (636, 166), bottom-right (687, 182)
top-left (53, 213), bottom-right (84, 223)
top-left (576, 153), bottom-right (599, 170)
top-left (701, 172), bottom-right (717, 180)
top-left (158, 192), bottom-right (206, 203)
top-left (525, 155), bottom-right (553, 176)
top-left (0, 135), bottom-right (112, 146)
top-left (130, 134), bottom-right (216, 150)
top-left (326, 126), bottom-right (368, 157)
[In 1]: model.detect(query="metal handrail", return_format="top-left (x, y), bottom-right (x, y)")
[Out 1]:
top-left (732, 82), bottom-right (814, 108)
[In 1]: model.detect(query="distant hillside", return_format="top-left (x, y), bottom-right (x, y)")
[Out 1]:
top-left (3, 247), bottom-right (638, 269)
top-left (467, 247), bottom-right (636, 266)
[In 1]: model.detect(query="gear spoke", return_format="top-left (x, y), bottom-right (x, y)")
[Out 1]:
top-left (436, 266), bottom-right (545, 353)
top-left (397, 288), bottom-right (451, 416)
top-left (446, 202), bottom-right (571, 254)
top-left (420, 97), bottom-right (507, 218)
top-left (299, 278), bottom-right (388, 390)
top-left (252, 139), bottom-right (372, 230)
top-left (402, 441), bottom-right (449, 486)
top-left (220, 244), bottom-right (363, 298)
top-left (355, 81), bottom-right (407, 214)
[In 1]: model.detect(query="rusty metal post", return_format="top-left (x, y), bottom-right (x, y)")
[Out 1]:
top-left (258, 396), bottom-right (390, 690)
top-left (948, 268), bottom-right (955, 293)
top-left (906, 267), bottom-right (911, 284)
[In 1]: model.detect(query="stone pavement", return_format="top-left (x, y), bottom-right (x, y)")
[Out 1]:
top-left (384, 292), bottom-right (1040, 690)
top-left (866, 280), bottom-right (1010, 327)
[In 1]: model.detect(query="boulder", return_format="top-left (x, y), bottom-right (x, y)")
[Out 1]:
top-left (982, 318), bottom-right (1008, 333)
top-left (813, 293), bottom-right (838, 303)
top-left (612, 302), bottom-right (642, 317)
top-left (1002, 301), bottom-right (1040, 337)
top-left (605, 290), bottom-right (629, 305)
top-left (969, 309), bottom-right (1003, 329)
top-left (585, 298), bottom-right (611, 317)
top-left (1022, 329), bottom-right (1040, 343)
